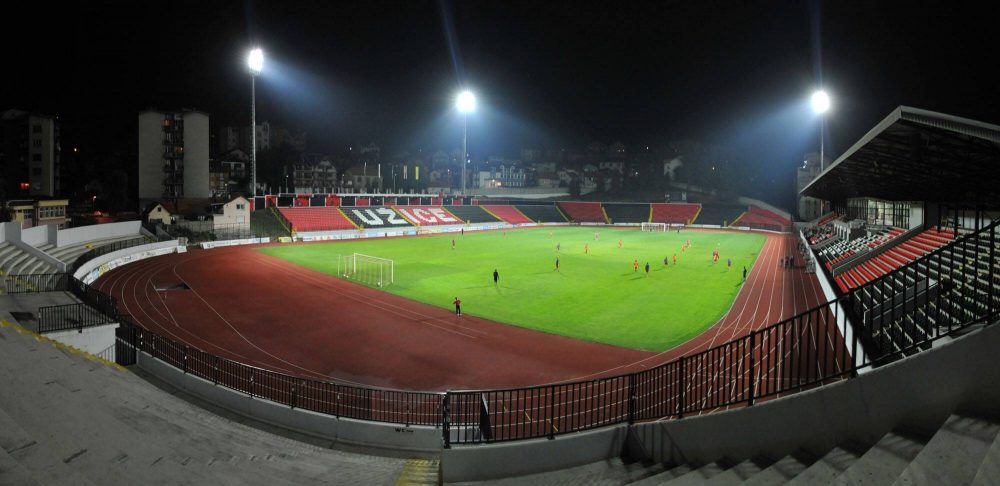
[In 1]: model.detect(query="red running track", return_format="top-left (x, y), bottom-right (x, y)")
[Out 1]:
top-left (94, 230), bottom-right (827, 391)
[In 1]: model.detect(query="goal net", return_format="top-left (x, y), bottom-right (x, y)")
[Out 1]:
top-left (641, 222), bottom-right (667, 232)
top-left (338, 253), bottom-right (394, 288)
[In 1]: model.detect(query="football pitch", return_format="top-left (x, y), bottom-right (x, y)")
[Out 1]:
top-left (257, 227), bottom-right (766, 351)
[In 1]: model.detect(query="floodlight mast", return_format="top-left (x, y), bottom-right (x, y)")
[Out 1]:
top-left (812, 90), bottom-right (831, 171)
top-left (455, 90), bottom-right (476, 195)
top-left (248, 48), bottom-right (264, 197)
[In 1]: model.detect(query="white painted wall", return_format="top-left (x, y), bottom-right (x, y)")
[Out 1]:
top-left (56, 221), bottom-right (141, 248)
top-left (46, 323), bottom-right (118, 358)
top-left (74, 240), bottom-right (180, 282)
top-left (21, 225), bottom-right (50, 246)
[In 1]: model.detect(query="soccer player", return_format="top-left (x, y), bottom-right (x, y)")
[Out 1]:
top-left (584, 243), bottom-right (589, 254)
top-left (673, 254), bottom-right (677, 265)
top-left (743, 266), bottom-right (748, 281)
top-left (555, 257), bottom-right (560, 272)
top-left (461, 227), bottom-right (464, 236)
top-left (633, 259), bottom-right (639, 272)
top-left (557, 242), bottom-right (561, 252)
top-left (645, 262), bottom-right (650, 275)
top-left (618, 239), bottom-right (622, 248)
top-left (664, 255), bottom-right (669, 268)
top-left (453, 297), bottom-right (462, 316)
top-left (493, 269), bottom-right (499, 286)
top-left (594, 232), bottom-right (599, 240)
top-left (727, 258), bottom-right (732, 270)
top-left (451, 238), bottom-right (456, 250)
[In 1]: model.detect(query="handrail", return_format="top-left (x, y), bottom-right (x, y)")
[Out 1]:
top-left (67, 221), bottom-right (999, 445)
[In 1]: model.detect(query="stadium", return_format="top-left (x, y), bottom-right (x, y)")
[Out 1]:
top-left (1, 106), bottom-right (998, 483)
top-left (3, 4), bottom-right (1000, 485)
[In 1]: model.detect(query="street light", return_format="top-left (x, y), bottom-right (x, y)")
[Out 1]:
top-left (455, 90), bottom-right (476, 195)
top-left (811, 90), bottom-right (831, 171)
top-left (248, 48), bottom-right (264, 197)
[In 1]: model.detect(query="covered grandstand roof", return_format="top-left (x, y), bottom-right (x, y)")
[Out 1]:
top-left (801, 106), bottom-right (1000, 203)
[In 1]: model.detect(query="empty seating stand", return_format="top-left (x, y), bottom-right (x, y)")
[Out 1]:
top-left (650, 203), bottom-right (700, 224)
top-left (734, 206), bottom-right (792, 229)
top-left (443, 206), bottom-right (501, 224)
top-left (481, 205), bottom-right (533, 224)
top-left (515, 205), bottom-right (568, 223)
top-left (693, 204), bottom-right (745, 226)
top-left (603, 203), bottom-right (651, 224)
top-left (393, 206), bottom-right (463, 226)
top-left (278, 208), bottom-right (357, 232)
top-left (340, 206), bottom-right (412, 228)
top-left (557, 202), bottom-right (607, 223)
top-left (835, 228), bottom-right (957, 292)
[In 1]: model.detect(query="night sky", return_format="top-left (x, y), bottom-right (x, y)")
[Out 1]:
top-left (3, 1), bottom-right (998, 200)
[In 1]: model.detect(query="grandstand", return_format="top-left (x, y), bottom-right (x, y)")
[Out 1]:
top-left (649, 202), bottom-right (700, 224)
top-left (692, 202), bottom-right (745, 226)
top-left (443, 205), bottom-right (501, 223)
top-left (602, 203), bottom-right (650, 224)
top-left (556, 201), bottom-right (607, 223)
top-left (733, 205), bottom-right (793, 229)
top-left (515, 204), bottom-right (568, 223)
top-left (394, 205), bottom-right (462, 226)
top-left (835, 227), bottom-right (956, 292)
top-left (481, 205), bottom-right (533, 224)
top-left (340, 206), bottom-right (412, 228)
top-left (278, 207), bottom-right (357, 232)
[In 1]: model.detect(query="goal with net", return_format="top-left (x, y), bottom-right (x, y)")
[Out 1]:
top-left (338, 253), bottom-right (394, 287)
top-left (641, 222), bottom-right (667, 232)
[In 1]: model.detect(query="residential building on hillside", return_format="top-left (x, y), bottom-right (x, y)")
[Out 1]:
top-left (138, 109), bottom-right (210, 200)
top-left (0, 109), bottom-right (60, 197)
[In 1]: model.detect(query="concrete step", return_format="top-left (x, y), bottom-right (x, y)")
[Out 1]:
top-left (971, 422), bottom-right (1000, 486)
top-left (663, 461), bottom-right (726, 484)
top-left (833, 432), bottom-right (927, 485)
top-left (626, 463), bottom-right (695, 486)
top-left (703, 458), bottom-right (768, 484)
top-left (742, 453), bottom-right (812, 485)
top-left (0, 446), bottom-right (43, 486)
top-left (894, 414), bottom-right (1000, 486)
top-left (449, 457), bottom-right (639, 485)
top-left (786, 446), bottom-right (861, 485)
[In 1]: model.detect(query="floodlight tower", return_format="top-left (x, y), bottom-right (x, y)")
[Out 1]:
top-left (248, 48), bottom-right (264, 196)
top-left (811, 90), bottom-right (831, 171)
top-left (455, 90), bottom-right (476, 195)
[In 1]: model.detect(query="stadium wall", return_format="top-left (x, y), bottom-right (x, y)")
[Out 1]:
top-left (632, 323), bottom-right (1000, 467)
top-left (74, 240), bottom-right (182, 283)
top-left (135, 352), bottom-right (443, 455)
top-left (57, 221), bottom-right (142, 248)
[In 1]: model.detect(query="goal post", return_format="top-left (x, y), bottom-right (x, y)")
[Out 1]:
top-left (337, 253), bottom-right (394, 288)
top-left (641, 222), bottom-right (667, 232)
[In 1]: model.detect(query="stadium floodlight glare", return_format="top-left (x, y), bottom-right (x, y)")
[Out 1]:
top-left (455, 89), bottom-right (477, 194)
top-left (247, 48), bottom-right (264, 197)
top-left (811, 89), bottom-right (832, 171)
top-left (811, 90), bottom-right (830, 114)
top-left (455, 90), bottom-right (476, 113)
top-left (248, 48), bottom-right (264, 74)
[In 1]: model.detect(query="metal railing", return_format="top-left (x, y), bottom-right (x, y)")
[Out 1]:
top-left (38, 302), bottom-right (116, 334)
top-left (1, 273), bottom-right (69, 294)
top-left (69, 236), bottom-right (153, 274)
top-left (65, 220), bottom-right (999, 446)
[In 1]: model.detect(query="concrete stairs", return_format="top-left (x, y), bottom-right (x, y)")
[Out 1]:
top-left (460, 415), bottom-right (1000, 485)
top-left (0, 322), bottom-right (416, 485)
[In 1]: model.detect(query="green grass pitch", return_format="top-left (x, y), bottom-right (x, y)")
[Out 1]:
top-left (257, 227), bottom-right (766, 351)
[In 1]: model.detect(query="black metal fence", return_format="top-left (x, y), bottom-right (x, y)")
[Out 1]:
top-left (1, 273), bottom-right (69, 294)
top-left (65, 220), bottom-right (998, 446)
top-left (69, 236), bottom-right (153, 274)
top-left (38, 302), bottom-right (116, 334)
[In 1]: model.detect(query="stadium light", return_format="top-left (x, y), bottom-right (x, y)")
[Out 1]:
top-left (455, 90), bottom-right (476, 113)
top-left (811, 90), bottom-right (830, 114)
top-left (811, 89), bottom-right (831, 171)
top-left (455, 89), bottom-right (477, 194)
top-left (248, 48), bottom-right (264, 197)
